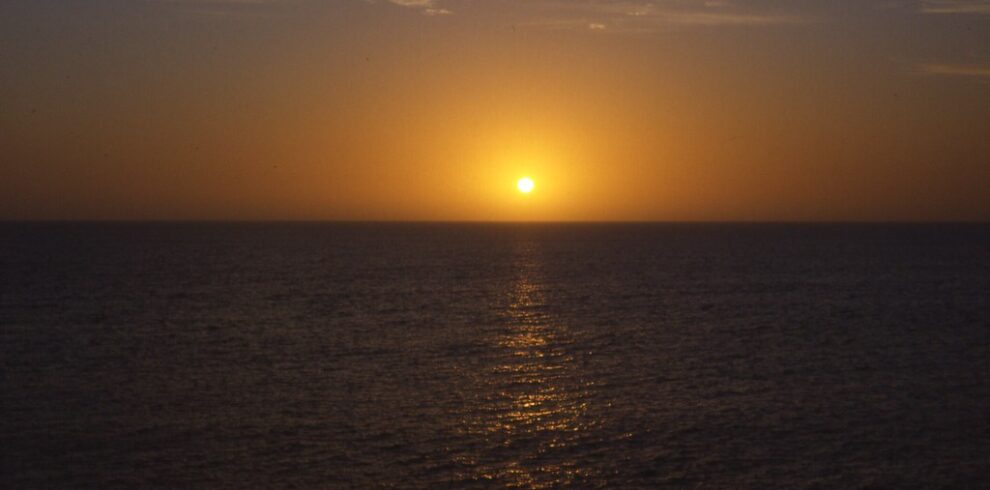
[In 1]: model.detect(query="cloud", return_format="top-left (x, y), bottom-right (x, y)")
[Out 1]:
top-left (507, 1), bottom-right (808, 33)
top-left (424, 8), bottom-right (453, 16)
top-left (387, 0), bottom-right (433, 7)
top-left (920, 0), bottom-right (990, 14)
top-left (152, 0), bottom-right (289, 16)
top-left (369, 1), bottom-right (805, 28)
top-left (160, 1), bottom-right (805, 26)
top-left (383, 0), bottom-right (453, 15)
top-left (155, 0), bottom-right (285, 5)
top-left (918, 63), bottom-right (990, 77)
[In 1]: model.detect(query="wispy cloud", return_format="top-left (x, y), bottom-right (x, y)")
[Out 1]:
top-left (155, 0), bottom-right (286, 5)
top-left (920, 0), bottom-right (990, 14)
top-left (502, 1), bottom-right (807, 33)
top-left (158, 1), bottom-right (803, 26)
top-left (918, 63), bottom-right (990, 77)
top-left (381, 0), bottom-right (452, 15)
top-left (372, 1), bottom-right (805, 28)
top-left (152, 0), bottom-right (289, 16)
top-left (161, 0), bottom-right (455, 17)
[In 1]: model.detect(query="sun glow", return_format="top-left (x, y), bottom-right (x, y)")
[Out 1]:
top-left (517, 177), bottom-right (535, 194)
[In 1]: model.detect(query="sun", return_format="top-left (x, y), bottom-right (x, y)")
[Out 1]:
top-left (517, 177), bottom-right (535, 194)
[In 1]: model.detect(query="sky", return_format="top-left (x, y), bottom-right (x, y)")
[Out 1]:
top-left (1, 0), bottom-right (988, 221)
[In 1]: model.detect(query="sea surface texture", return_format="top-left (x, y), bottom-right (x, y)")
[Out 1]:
top-left (2, 223), bottom-right (988, 488)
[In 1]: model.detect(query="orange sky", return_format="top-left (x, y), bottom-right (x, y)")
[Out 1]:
top-left (1, 1), bottom-right (988, 221)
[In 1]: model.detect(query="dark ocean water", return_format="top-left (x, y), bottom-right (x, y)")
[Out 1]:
top-left (2, 223), bottom-right (988, 489)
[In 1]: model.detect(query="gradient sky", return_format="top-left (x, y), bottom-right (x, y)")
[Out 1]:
top-left (1, 0), bottom-right (988, 221)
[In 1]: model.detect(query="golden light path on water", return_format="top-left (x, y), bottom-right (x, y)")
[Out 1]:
top-left (457, 238), bottom-right (602, 488)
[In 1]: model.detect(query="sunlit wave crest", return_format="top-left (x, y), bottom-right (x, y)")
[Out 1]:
top-left (455, 238), bottom-right (601, 488)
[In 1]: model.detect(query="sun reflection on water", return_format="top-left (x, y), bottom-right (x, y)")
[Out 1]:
top-left (458, 239), bottom-right (600, 488)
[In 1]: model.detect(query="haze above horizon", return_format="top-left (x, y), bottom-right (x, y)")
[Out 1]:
top-left (2, 0), bottom-right (988, 221)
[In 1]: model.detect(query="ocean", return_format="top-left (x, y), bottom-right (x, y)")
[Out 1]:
top-left (2, 223), bottom-right (988, 488)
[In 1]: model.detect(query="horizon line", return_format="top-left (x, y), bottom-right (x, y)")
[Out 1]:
top-left (2, 219), bottom-right (988, 225)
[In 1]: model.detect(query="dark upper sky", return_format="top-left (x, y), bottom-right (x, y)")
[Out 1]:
top-left (1, 0), bottom-right (988, 221)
